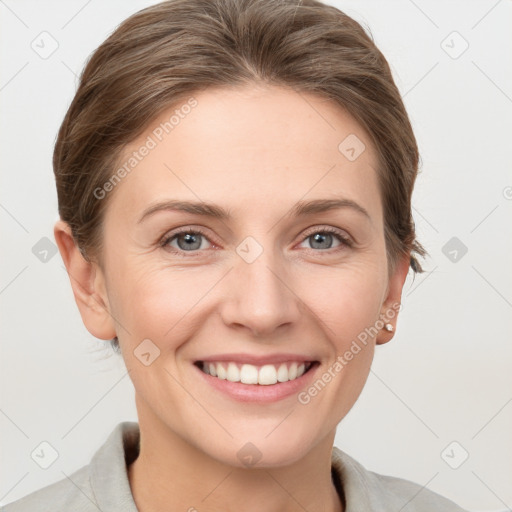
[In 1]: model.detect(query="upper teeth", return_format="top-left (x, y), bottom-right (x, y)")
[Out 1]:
top-left (201, 361), bottom-right (310, 385)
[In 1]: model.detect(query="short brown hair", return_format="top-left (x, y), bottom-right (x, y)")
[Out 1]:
top-left (54, 0), bottom-right (426, 274)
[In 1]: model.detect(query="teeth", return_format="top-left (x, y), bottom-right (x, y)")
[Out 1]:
top-left (258, 365), bottom-right (277, 385)
top-left (277, 363), bottom-right (289, 382)
top-left (288, 362), bottom-right (298, 380)
top-left (216, 363), bottom-right (227, 380)
top-left (200, 361), bottom-right (312, 385)
top-left (240, 364), bottom-right (258, 384)
top-left (226, 362), bottom-right (240, 382)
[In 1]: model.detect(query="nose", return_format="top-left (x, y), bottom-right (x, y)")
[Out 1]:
top-left (218, 243), bottom-right (302, 338)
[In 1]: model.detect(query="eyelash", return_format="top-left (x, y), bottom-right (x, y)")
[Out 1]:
top-left (159, 226), bottom-right (353, 257)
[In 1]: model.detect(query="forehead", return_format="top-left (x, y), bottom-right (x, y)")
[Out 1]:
top-left (109, 84), bottom-right (382, 224)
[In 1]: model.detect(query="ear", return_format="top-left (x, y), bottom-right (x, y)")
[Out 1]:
top-left (54, 220), bottom-right (117, 340)
top-left (376, 253), bottom-right (410, 345)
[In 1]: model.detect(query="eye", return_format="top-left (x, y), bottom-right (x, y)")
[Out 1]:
top-left (160, 227), bottom-right (213, 254)
top-left (159, 225), bottom-right (353, 256)
top-left (298, 227), bottom-right (353, 252)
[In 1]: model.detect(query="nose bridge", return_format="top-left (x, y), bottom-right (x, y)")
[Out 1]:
top-left (220, 236), bottom-right (301, 335)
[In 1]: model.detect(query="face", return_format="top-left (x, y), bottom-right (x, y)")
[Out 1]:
top-left (65, 84), bottom-right (408, 467)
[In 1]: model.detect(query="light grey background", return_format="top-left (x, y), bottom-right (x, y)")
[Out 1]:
top-left (1, 1), bottom-right (511, 510)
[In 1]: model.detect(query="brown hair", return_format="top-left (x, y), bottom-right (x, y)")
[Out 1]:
top-left (54, 0), bottom-right (427, 344)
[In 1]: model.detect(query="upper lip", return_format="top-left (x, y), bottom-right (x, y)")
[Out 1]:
top-left (196, 353), bottom-right (317, 365)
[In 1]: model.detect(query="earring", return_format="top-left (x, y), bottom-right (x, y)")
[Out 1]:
top-left (384, 323), bottom-right (394, 332)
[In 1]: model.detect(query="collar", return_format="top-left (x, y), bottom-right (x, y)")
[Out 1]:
top-left (89, 421), bottom-right (385, 511)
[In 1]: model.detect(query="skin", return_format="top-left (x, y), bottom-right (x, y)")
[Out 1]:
top-left (55, 84), bottom-right (410, 512)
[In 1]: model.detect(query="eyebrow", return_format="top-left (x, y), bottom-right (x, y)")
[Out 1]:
top-left (137, 198), bottom-right (371, 224)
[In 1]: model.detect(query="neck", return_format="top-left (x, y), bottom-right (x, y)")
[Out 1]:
top-left (127, 403), bottom-right (343, 512)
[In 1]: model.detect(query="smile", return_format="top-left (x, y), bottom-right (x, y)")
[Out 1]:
top-left (196, 361), bottom-right (315, 385)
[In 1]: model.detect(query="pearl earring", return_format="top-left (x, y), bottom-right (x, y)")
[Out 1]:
top-left (384, 323), bottom-right (394, 332)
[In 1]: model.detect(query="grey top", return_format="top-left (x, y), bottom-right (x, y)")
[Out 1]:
top-left (2, 421), bottom-right (467, 511)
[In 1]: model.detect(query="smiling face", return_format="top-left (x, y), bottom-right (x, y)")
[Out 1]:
top-left (60, 84), bottom-right (409, 468)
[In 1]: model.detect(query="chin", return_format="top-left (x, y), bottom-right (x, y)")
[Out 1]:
top-left (212, 424), bottom-right (323, 469)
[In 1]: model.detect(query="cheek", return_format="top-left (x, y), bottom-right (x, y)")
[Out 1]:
top-left (293, 264), bottom-right (383, 436)
top-left (110, 252), bottom-right (386, 347)
top-left (299, 260), bottom-right (385, 339)
top-left (110, 261), bottom-right (223, 345)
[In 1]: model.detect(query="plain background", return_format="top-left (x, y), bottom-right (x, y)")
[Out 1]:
top-left (1, 1), bottom-right (511, 510)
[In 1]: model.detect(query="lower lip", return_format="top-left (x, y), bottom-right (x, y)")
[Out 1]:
top-left (194, 363), bottom-right (319, 403)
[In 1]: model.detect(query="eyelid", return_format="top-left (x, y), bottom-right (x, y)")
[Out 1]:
top-left (300, 225), bottom-right (353, 243)
top-left (159, 224), bottom-right (353, 254)
top-left (159, 226), bottom-right (217, 253)
top-left (297, 225), bottom-right (354, 252)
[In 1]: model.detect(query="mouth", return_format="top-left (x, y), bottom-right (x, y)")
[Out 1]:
top-left (194, 360), bottom-right (317, 386)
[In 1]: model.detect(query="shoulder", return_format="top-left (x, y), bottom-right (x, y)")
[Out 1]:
top-left (2, 421), bottom-right (139, 512)
top-left (367, 471), bottom-right (468, 512)
top-left (1, 465), bottom-right (95, 512)
top-left (331, 446), bottom-right (469, 511)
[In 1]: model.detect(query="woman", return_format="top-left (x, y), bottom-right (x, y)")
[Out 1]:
top-left (4, 0), bottom-right (468, 510)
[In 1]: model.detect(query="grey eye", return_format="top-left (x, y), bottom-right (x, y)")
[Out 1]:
top-left (166, 231), bottom-right (211, 252)
top-left (309, 232), bottom-right (334, 250)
